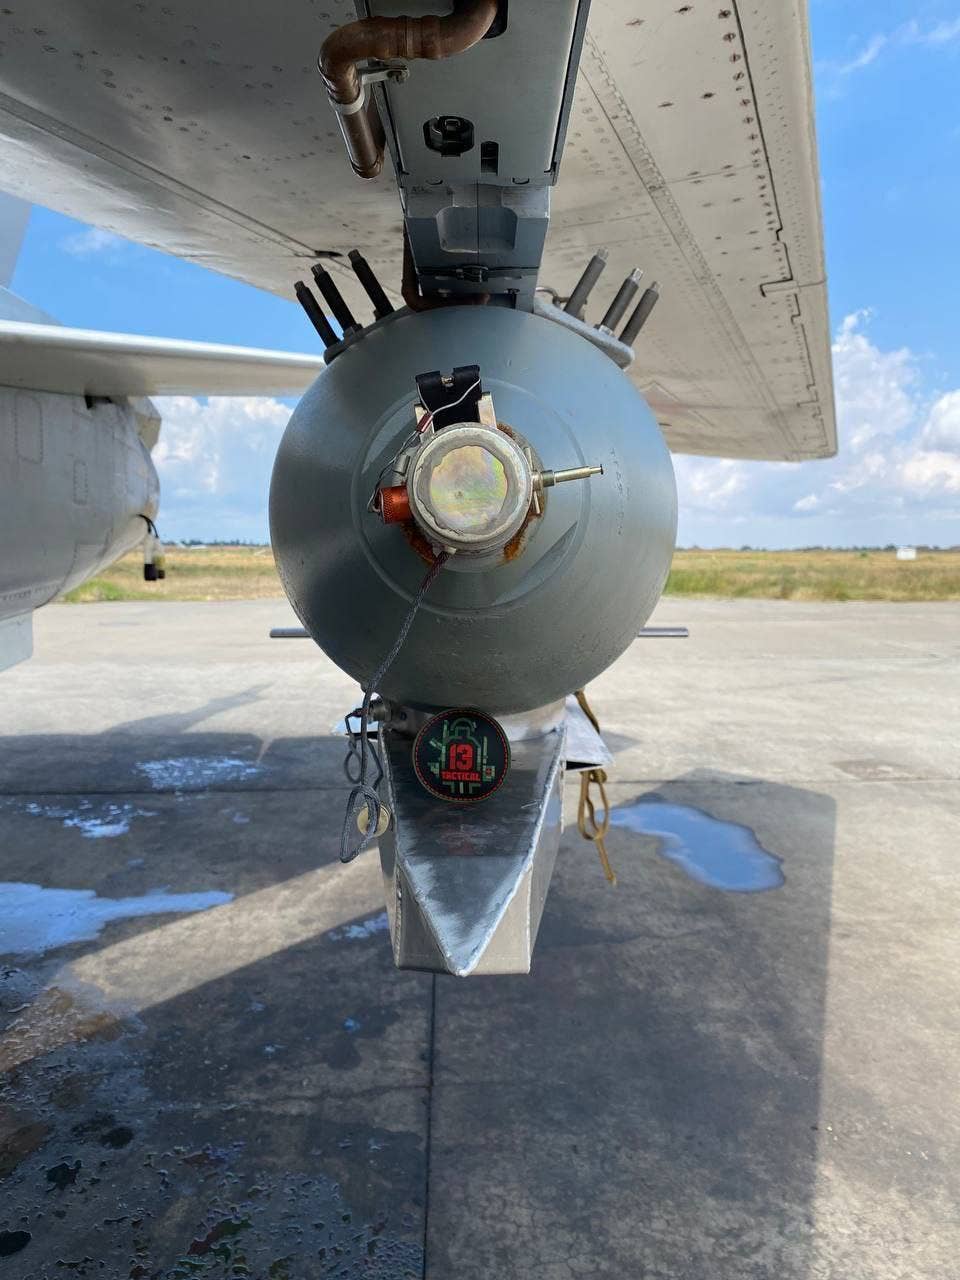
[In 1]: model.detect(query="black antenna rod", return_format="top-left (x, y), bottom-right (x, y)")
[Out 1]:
top-left (597, 268), bottom-right (643, 335)
top-left (563, 247), bottom-right (609, 319)
top-left (348, 249), bottom-right (394, 320)
top-left (311, 263), bottom-right (359, 334)
top-left (294, 281), bottom-right (338, 348)
top-left (620, 281), bottom-right (661, 346)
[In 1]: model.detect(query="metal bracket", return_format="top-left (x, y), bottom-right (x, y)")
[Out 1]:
top-left (327, 60), bottom-right (409, 116)
top-left (378, 714), bottom-right (567, 976)
top-left (358, 58), bottom-right (410, 88)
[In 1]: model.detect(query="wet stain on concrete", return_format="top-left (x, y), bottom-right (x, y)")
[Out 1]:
top-left (167, 1172), bottom-right (422, 1277)
top-left (0, 988), bottom-right (130, 1078)
top-left (45, 1158), bottom-right (81, 1189)
top-left (0, 776), bottom-right (426, 1277)
top-left (1, 966), bottom-right (426, 1276)
top-left (0, 1229), bottom-right (31, 1257)
top-left (186, 1212), bottom-right (252, 1259)
top-left (322, 1005), bottom-right (400, 1071)
top-left (0, 882), bottom-right (234, 956)
top-left (18, 799), bottom-right (158, 838)
top-left (0, 1117), bottom-right (52, 1179)
top-left (833, 758), bottom-right (922, 781)
top-left (136, 755), bottom-right (261, 790)
top-left (71, 1112), bottom-right (127, 1144)
top-left (610, 799), bottom-right (784, 892)
top-left (327, 911), bottom-right (390, 942)
top-left (99, 1123), bottom-right (134, 1149)
top-left (180, 1142), bottom-right (243, 1177)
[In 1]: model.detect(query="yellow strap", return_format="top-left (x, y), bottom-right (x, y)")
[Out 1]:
top-left (574, 689), bottom-right (617, 886)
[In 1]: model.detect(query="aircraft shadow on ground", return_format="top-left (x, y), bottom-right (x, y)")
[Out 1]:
top-left (0, 705), bottom-right (835, 1278)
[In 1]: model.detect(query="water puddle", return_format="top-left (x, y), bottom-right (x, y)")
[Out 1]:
top-left (135, 756), bottom-right (261, 790)
top-left (21, 800), bottom-right (156, 839)
top-left (0, 883), bottom-right (234, 956)
top-left (609, 800), bottom-right (784, 892)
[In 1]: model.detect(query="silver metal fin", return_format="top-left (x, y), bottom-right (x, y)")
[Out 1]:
top-left (564, 694), bottom-right (614, 772)
top-left (378, 724), bottom-right (566, 976)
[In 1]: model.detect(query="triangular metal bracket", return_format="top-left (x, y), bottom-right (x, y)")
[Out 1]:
top-left (377, 720), bottom-right (566, 975)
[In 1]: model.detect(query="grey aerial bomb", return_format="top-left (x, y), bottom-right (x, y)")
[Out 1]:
top-left (0, 0), bottom-right (835, 979)
top-left (269, 303), bottom-right (678, 715)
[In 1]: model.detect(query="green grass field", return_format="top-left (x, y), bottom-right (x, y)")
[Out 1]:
top-left (62, 545), bottom-right (960, 604)
top-left (63, 545), bottom-right (284, 603)
top-left (664, 548), bottom-right (960, 601)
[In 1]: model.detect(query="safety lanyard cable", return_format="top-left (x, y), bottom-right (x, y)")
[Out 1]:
top-left (574, 688), bottom-right (617, 886)
top-left (339, 551), bottom-right (448, 863)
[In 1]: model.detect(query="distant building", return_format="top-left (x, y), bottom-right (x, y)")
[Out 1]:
top-left (896, 546), bottom-right (917, 561)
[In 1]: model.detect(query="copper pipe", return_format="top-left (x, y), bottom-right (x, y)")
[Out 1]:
top-left (320, 0), bottom-right (499, 179)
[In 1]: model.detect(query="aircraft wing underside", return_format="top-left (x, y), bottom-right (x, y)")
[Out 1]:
top-left (0, 1), bottom-right (834, 460)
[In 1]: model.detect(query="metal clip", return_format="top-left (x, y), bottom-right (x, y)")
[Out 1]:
top-left (323, 59), bottom-right (409, 116)
top-left (358, 59), bottom-right (410, 88)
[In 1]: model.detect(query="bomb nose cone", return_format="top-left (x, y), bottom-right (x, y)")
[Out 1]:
top-left (269, 304), bottom-right (677, 714)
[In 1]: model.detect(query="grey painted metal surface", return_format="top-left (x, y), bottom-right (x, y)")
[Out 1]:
top-left (270, 304), bottom-right (677, 714)
top-left (0, 305), bottom-right (328, 671)
top-left (0, 1), bottom-right (834, 459)
top-left (533, 292), bottom-right (633, 368)
top-left (0, 320), bottom-right (325, 397)
top-left (0, 286), bottom-right (56, 325)
top-left (403, 184), bottom-right (550, 309)
top-left (378, 718), bottom-right (566, 975)
top-left (368, 0), bottom-right (586, 188)
top-left (0, 299), bottom-right (328, 670)
top-left (0, 188), bottom-right (30, 286)
top-left (365, 0), bottom-right (590, 308)
top-left (0, 388), bottom-right (158, 669)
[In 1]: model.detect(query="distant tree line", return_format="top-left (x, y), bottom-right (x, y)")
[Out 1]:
top-left (676, 545), bottom-right (960, 553)
top-left (170, 539), bottom-right (960, 552)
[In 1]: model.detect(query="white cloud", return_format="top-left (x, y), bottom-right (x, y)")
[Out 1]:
top-left (675, 312), bottom-right (960, 547)
top-left (59, 226), bottom-right (130, 258)
top-left (793, 494), bottom-right (820, 513)
top-left (148, 322), bottom-right (960, 549)
top-left (152, 395), bottom-right (292, 541)
top-left (838, 34), bottom-right (888, 74)
top-left (676, 458), bottom-right (746, 513)
top-left (819, 17), bottom-right (960, 84)
top-left (830, 310), bottom-right (915, 449)
top-left (900, 450), bottom-right (960, 494)
top-left (903, 17), bottom-right (960, 46)
top-left (920, 390), bottom-right (960, 451)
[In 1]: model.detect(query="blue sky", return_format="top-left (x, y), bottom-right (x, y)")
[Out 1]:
top-left (9, 0), bottom-right (960, 546)
top-left (814, 2), bottom-right (960, 378)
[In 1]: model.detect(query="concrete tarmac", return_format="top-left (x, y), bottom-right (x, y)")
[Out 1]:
top-left (1, 598), bottom-right (958, 1278)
